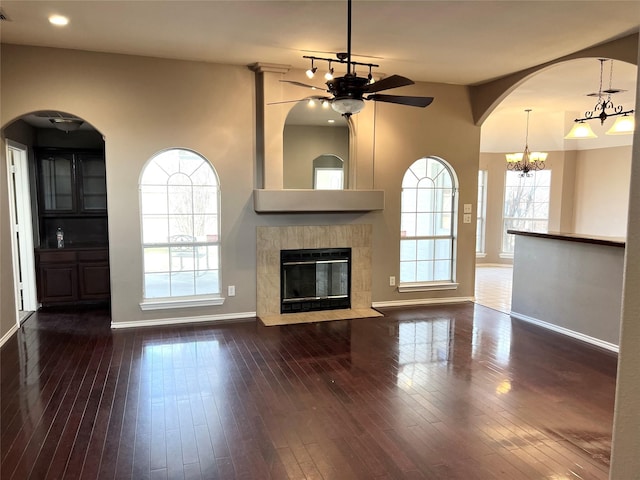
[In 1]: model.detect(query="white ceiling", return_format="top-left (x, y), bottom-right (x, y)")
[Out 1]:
top-left (1, 1), bottom-right (638, 150)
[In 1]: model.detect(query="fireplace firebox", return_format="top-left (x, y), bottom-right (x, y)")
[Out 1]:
top-left (280, 248), bottom-right (351, 313)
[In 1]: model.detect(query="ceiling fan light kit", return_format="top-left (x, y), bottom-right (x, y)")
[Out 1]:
top-left (565, 59), bottom-right (635, 138)
top-left (274, 0), bottom-right (433, 117)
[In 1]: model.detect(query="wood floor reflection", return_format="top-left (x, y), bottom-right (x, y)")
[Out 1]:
top-left (1, 303), bottom-right (616, 479)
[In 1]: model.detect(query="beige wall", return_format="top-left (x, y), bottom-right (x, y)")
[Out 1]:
top-left (0, 44), bottom-right (480, 335)
top-left (573, 146), bottom-right (632, 237)
top-left (283, 125), bottom-right (349, 189)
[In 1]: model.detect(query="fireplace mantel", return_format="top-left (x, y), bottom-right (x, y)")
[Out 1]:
top-left (253, 189), bottom-right (384, 213)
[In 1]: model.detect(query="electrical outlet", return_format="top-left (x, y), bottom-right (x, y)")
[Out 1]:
top-left (228, 285), bottom-right (236, 297)
top-left (463, 213), bottom-right (472, 224)
top-left (389, 276), bottom-right (396, 287)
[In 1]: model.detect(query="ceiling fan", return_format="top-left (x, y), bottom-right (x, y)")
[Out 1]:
top-left (275, 0), bottom-right (434, 117)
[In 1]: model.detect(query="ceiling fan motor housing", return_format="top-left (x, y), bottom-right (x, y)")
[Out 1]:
top-left (327, 75), bottom-right (369, 101)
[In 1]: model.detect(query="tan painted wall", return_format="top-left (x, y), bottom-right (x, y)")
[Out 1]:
top-left (609, 34), bottom-right (640, 477)
top-left (1, 44), bottom-right (479, 335)
top-left (283, 125), bottom-right (349, 189)
top-left (573, 146), bottom-right (632, 237)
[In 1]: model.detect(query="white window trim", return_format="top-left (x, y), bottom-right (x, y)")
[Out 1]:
top-left (398, 282), bottom-right (459, 293)
top-left (140, 295), bottom-right (225, 311)
top-left (139, 148), bottom-right (222, 302)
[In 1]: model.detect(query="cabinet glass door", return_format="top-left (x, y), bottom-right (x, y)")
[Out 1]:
top-left (40, 154), bottom-right (73, 211)
top-left (79, 154), bottom-right (107, 211)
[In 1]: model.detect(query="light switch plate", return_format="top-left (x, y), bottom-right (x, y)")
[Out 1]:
top-left (463, 203), bottom-right (472, 214)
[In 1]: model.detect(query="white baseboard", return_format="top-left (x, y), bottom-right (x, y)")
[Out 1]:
top-left (510, 311), bottom-right (619, 353)
top-left (0, 323), bottom-right (19, 348)
top-left (373, 296), bottom-right (473, 308)
top-left (111, 311), bottom-right (257, 329)
top-left (476, 263), bottom-right (512, 268)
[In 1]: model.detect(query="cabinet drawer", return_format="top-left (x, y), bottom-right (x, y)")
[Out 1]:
top-left (77, 249), bottom-right (109, 262)
top-left (38, 250), bottom-right (77, 263)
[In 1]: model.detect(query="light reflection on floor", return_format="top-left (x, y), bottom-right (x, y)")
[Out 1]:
top-left (475, 265), bottom-right (513, 314)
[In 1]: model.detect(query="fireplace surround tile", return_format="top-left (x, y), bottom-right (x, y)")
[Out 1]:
top-left (256, 224), bottom-right (373, 318)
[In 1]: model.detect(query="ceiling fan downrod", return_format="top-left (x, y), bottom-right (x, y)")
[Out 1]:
top-left (346, 0), bottom-right (352, 76)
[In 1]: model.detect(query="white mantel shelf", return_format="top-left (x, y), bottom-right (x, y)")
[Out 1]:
top-left (253, 189), bottom-right (385, 213)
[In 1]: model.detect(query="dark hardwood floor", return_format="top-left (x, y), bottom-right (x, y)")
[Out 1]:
top-left (1, 303), bottom-right (617, 479)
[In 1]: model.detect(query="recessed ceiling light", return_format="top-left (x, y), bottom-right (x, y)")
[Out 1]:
top-left (327, 119), bottom-right (335, 123)
top-left (49, 14), bottom-right (69, 26)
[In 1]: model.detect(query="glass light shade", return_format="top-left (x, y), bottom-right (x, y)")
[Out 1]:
top-left (606, 115), bottom-right (635, 135)
top-left (529, 152), bottom-right (548, 162)
top-left (505, 153), bottom-right (523, 163)
top-left (331, 98), bottom-right (365, 115)
top-left (49, 118), bottom-right (84, 132)
top-left (565, 121), bottom-right (597, 139)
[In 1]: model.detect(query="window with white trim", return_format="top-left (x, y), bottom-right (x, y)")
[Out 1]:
top-left (502, 170), bottom-right (551, 254)
top-left (400, 157), bottom-right (457, 287)
top-left (140, 149), bottom-right (220, 302)
top-left (476, 170), bottom-right (487, 255)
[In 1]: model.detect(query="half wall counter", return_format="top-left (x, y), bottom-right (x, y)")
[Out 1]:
top-left (508, 230), bottom-right (625, 352)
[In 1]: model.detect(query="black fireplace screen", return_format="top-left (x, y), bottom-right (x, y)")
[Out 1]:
top-left (280, 248), bottom-right (351, 313)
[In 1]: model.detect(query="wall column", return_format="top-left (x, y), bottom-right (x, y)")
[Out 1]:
top-left (609, 35), bottom-right (640, 478)
top-left (248, 63), bottom-right (290, 190)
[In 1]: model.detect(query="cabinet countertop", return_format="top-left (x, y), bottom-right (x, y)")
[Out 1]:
top-left (36, 245), bottom-right (109, 252)
top-left (507, 230), bottom-right (625, 248)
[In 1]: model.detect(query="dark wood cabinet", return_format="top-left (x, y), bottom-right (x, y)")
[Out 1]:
top-left (34, 148), bottom-right (110, 307)
top-left (35, 148), bottom-right (108, 249)
top-left (36, 248), bottom-right (110, 306)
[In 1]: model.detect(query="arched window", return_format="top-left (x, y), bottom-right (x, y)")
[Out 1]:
top-left (400, 157), bottom-right (457, 288)
top-left (140, 149), bottom-right (221, 305)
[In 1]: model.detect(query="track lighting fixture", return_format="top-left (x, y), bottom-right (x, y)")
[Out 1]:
top-left (367, 66), bottom-right (375, 84)
top-left (306, 59), bottom-right (317, 79)
top-left (325, 61), bottom-right (334, 81)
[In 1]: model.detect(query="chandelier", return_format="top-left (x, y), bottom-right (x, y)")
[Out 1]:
top-left (506, 109), bottom-right (547, 177)
top-left (565, 59), bottom-right (635, 139)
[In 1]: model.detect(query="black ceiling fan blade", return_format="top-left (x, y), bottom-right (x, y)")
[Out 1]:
top-left (366, 94), bottom-right (434, 108)
top-left (365, 75), bottom-right (415, 93)
top-left (280, 80), bottom-right (325, 91)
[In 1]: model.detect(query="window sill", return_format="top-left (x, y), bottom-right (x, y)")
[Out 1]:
top-left (476, 253), bottom-right (487, 258)
top-left (499, 253), bottom-right (514, 259)
top-left (398, 282), bottom-right (459, 293)
top-left (140, 295), bottom-right (225, 311)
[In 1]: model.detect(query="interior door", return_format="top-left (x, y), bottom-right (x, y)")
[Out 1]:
top-left (6, 141), bottom-right (37, 318)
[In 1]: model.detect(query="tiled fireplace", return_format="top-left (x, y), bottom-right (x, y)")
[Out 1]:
top-left (257, 224), bottom-right (380, 324)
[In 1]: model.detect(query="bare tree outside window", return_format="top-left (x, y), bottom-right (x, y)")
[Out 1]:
top-left (140, 149), bottom-right (220, 299)
top-left (502, 171), bottom-right (551, 254)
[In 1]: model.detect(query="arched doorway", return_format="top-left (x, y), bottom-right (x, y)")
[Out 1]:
top-left (3, 110), bottom-right (110, 318)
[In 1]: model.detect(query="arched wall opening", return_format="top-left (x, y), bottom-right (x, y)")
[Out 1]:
top-left (2, 110), bottom-right (110, 319)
